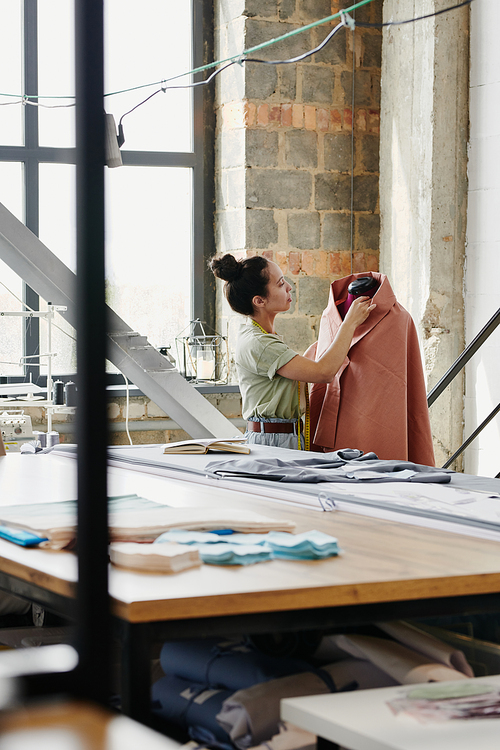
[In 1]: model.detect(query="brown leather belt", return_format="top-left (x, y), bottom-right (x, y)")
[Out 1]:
top-left (247, 420), bottom-right (302, 434)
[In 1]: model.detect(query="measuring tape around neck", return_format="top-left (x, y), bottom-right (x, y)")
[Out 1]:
top-left (251, 319), bottom-right (310, 450)
top-left (297, 381), bottom-right (310, 451)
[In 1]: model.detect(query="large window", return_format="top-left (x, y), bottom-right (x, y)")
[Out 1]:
top-left (0, 0), bottom-right (210, 382)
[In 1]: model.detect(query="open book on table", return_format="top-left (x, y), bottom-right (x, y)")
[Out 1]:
top-left (163, 438), bottom-right (250, 455)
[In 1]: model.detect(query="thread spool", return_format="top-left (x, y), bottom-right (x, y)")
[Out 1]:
top-left (53, 380), bottom-right (64, 405)
top-left (46, 431), bottom-right (60, 448)
top-left (33, 431), bottom-right (47, 448)
top-left (64, 381), bottom-right (77, 406)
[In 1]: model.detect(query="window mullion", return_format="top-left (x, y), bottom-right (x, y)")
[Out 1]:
top-left (23, 0), bottom-right (40, 382)
top-left (192, 0), bottom-right (212, 324)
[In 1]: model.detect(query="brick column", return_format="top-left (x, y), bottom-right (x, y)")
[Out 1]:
top-left (214, 0), bottom-right (382, 373)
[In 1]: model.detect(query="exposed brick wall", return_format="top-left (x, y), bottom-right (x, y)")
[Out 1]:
top-left (215, 0), bottom-right (382, 367)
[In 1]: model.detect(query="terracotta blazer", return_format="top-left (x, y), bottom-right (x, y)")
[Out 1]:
top-left (309, 272), bottom-right (435, 466)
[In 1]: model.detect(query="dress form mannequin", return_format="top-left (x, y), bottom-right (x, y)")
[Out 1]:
top-left (338, 276), bottom-right (379, 319)
top-left (310, 271), bottom-right (435, 465)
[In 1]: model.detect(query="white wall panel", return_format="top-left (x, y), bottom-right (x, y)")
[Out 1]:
top-left (465, 0), bottom-right (500, 477)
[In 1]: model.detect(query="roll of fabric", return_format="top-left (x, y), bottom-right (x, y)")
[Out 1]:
top-left (376, 620), bottom-right (474, 678)
top-left (160, 638), bottom-right (311, 690)
top-left (316, 634), bottom-right (471, 684)
top-left (152, 673), bottom-right (232, 744)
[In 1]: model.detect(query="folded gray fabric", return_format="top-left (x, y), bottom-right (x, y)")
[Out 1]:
top-left (206, 454), bottom-right (451, 484)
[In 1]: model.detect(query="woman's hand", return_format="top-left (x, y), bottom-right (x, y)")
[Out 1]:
top-left (276, 296), bottom-right (376, 384)
top-left (343, 295), bottom-right (376, 330)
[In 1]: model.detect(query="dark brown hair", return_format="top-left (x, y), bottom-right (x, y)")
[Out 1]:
top-left (209, 254), bottom-right (270, 316)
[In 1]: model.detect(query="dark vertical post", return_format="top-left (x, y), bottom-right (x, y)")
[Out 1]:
top-left (74, 0), bottom-right (110, 704)
top-left (23, 0), bottom-right (40, 383)
top-left (192, 0), bottom-right (204, 322)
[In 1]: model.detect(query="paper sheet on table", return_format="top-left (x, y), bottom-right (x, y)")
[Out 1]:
top-left (324, 481), bottom-right (500, 532)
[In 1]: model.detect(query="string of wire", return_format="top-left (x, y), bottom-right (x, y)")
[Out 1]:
top-left (118, 21), bottom-right (346, 131)
top-left (355, 0), bottom-right (472, 27)
top-left (0, 0), bottom-right (473, 106)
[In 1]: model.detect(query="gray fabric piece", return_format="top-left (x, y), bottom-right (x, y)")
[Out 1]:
top-left (78, 444), bottom-right (500, 531)
top-left (205, 454), bottom-right (452, 484)
top-left (62, 443), bottom-right (500, 495)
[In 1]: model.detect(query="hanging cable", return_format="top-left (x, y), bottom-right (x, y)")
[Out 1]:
top-left (0, 0), bottom-right (474, 108)
top-left (107, 0), bottom-right (374, 97)
top-left (0, 0), bottom-right (374, 105)
top-left (117, 88), bottom-right (163, 145)
top-left (243, 19), bottom-right (345, 65)
top-left (356, 0), bottom-right (472, 27)
top-left (23, 99), bottom-right (75, 109)
top-left (117, 62), bottom-right (236, 145)
top-left (117, 22), bottom-right (346, 142)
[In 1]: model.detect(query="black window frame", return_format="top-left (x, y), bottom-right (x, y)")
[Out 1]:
top-left (0, 0), bottom-right (214, 385)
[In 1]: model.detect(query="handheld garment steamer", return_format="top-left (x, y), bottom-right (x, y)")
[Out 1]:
top-left (337, 276), bottom-right (379, 319)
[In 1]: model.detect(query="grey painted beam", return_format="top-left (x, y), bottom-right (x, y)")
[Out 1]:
top-left (0, 201), bottom-right (240, 439)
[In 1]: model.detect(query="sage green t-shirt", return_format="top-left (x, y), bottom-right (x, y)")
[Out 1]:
top-left (235, 322), bottom-right (300, 420)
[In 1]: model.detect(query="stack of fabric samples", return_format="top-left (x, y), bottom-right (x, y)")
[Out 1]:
top-left (153, 529), bottom-right (340, 566)
top-left (387, 681), bottom-right (500, 722)
top-left (109, 541), bottom-right (201, 573)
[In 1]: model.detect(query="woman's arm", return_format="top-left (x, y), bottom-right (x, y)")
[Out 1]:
top-left (276, 296), bottom-right (376, 384)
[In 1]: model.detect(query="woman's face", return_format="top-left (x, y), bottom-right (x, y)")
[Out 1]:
top-left (261, 261), bottom-right (293, 313)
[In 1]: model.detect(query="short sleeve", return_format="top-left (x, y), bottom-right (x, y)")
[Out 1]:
top-left (255, 339), bottom-right (297, 379)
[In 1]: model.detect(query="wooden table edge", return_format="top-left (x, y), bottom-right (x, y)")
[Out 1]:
top-left (111, 572), bottom-right (500, 623)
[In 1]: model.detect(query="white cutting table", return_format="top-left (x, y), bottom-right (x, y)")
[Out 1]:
top-left (281, 674), bottom-right (500, 750)
top-left (2, 452), bottom-right (500, 724)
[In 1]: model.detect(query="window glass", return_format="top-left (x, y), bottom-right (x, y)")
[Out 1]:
top-left (37, 164), bottom-right (193, 374)
top-left (38, 0), bottom-right (75, 148)
top-left (104, 0), bottom-right (193, 152)
top-left (39, 164), bottom-right (77, 271)
top-left (38, 300), bottom-right (77, 377)
top-left (0, 1), bottom-right (23, 146)
top-left (0, 162), bottom-right (23, 220)
top-left (105, 166), bottom-right (192, 369)
top-left (1, 1), bottom-right (200, 382)
top-left (0, 261), bottom-right (24, 376)
top-left (0, 163), bottom-right (24, 376)
top-left (38, 164), bottom-right (77, 374)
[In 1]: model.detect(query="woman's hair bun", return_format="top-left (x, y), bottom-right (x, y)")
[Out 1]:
top-left (209, 254), bottom-right (242, 282)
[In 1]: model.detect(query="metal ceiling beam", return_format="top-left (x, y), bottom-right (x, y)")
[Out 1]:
top-left (0, 201), bottom-right (240, 439)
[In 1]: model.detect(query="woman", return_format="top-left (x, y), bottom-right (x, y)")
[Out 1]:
top-left (210, 254), bottom-right (375, 450)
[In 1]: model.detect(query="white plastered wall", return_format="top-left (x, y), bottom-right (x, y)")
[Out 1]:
top-left (465, 0), bottom-right (500, 477)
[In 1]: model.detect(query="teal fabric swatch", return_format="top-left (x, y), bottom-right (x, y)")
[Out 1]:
top-left (154, 529), bottom-right (339, 564)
